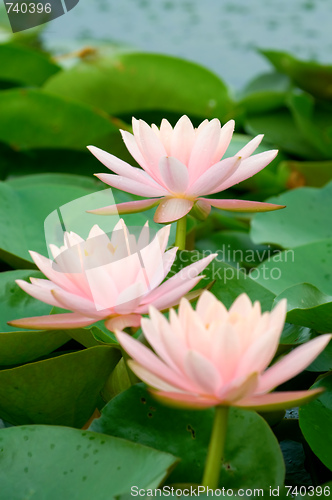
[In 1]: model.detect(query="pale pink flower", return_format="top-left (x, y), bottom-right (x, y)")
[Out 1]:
top-left (117, 291), bottom-right (331, 410)
top-left (8, 220), bottom-right (216, 332)
top-left (88, 116), bottom-right (284, 223)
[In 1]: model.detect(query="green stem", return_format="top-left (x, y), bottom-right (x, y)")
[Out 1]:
top-left (175, 215), bottom-right (187, 250)
top-left (201, 405), bottom-right (229, 490)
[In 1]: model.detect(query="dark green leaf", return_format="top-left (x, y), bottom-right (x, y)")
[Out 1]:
top-left (261, 50), bottom-right (332, 101)
top-left (251, 182), bottom-right (332, 248)
top-left (299, 374), bottom-right (332, 470)
top-left (44, 51), bottom-right (233, 120)
top-left (0, 43), bottom-right (60, 86)
top-left (0, 88), bottom-right (117, 150)
top-left (0, 345), bottom-right (121, 427)
top-left (0, 425), bottom-right (177, 499)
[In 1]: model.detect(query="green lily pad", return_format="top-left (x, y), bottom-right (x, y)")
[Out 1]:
top-left (0, 43), bottom-right (60, 87)
top-left (253, 240), bottom-right (332, 297)
top-left (261, 50), bottom-right (332, 101)
top-left (0, 88), bottom-right (117, 150)
top-left (0, 425), bottom-right (177, 500)
top-left (274, 284), bottom-right (332, 333)
top-left (90, 384), bottom-right (285, 489)
top-left (44, 51), bottom-right (233, 120)
top-left (299, 374), bottom-right (332, 471)
top-left (0, 329), bottom-right (70, 366)
top-left (239, 71), bottom-right (290, 114)
top-left (245, 107), bottom-right (322, 160)
top-left (0, 345), bottom-right (121, 427)
top-left (251, 182), bottom-right (332, 248)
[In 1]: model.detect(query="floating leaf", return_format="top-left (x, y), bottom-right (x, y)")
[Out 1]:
top-left (245, 108), bottom-right (323, 159)
top-left (0, 43), bottom-right (60, 87)
top-left (299, 374), bottom-right (332, 470)
top-left (261, 50), bottom-right (332, 101)
top-left (253, 240), bottom-right (332, 297)
top-left (251, 182), bottom-right (332, 248)
top-left (273, 284), bottom-right (332, 334)
top-left (0, 88), bottom-right (117, 150)
top-left (239, 71), bottom-right (290, 114)
top-left (44, 51), bottom-right (233, 120)
top-left (0, 345), bottom-right (121, 427)
top-left (0, 425), bottom-right (177, 499)
top-left (90, 384), bottom-right (285, 489)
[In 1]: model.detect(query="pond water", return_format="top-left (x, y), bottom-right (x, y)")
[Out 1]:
top-left (43, 0), bottom-right (332, 91)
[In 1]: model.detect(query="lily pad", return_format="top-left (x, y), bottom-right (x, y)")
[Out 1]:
top-left (0, 88), bottom-right (117, 150)
top-left (0, 43), bottom-right (60, 87)
top-left (299, 374), bottom-right (332, 471)
top-left (274, 284), bottom-right (332, 333)
top-left (0, 345), bottom-right (121, 427)
top-left (0, 425), bottom-right (177, 500)
top-left (251, 182), bottom-right (332, 248)
top-left (90, 384), bottom-right (285, 489)
top-left (261, 50), bottom-right (332, 101)
top-left (253, 240), bottom-right (332, 297)
top-left (44, 51), bottom-right (233, 120)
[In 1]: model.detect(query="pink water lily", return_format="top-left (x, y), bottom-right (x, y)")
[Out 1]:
top-left (117, 291), bottom-right (331, 410)
top-left (8, 220), bottom-right (216, 332)
top-left (88, 115), bottom-right (284, 223)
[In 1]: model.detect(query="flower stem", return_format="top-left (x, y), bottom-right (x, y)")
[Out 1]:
top-left (201, 405), bottom-right (229, 490)
top-left (175, 215), bottom-right (187, 250)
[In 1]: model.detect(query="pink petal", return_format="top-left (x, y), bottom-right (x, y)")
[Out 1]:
top-left (120, 129), bottom-right (150, 170)
top-left (201, 198), bottom-right (285, 212)
top-left (257, 334), bottom-right (332, 394)
top-left (139, 253), bottom-right (216, 311)
top-left (158, 156), bottom-right (189, 193)
top-left (87, 198), bottom-right (161, 216)
top-left (51, 289), bottom-right (106, 318)
top-left (88, 146), bottom-right (161, 190)
top-left (170, 115), bottom-right (195, 165)
top-left (105, 313), bottom-right (141, 332)
top-left (29, 251), bottom-right (75, 292)
top-left (137, 120), bottom-right (167, 176)
top-left (116, 331), bottom-right (198, 392)
top-left (184, 350), bottom-right (222, 393)
top-left (15, 279), bottom-right (62, 308)
top-left (114, 282), bottom-right (147, 314)
top-left (149, 390), bottom-right (220, 409)
top-left (154, 198), bottom-right (193, 223)
top-left (95, 173), bottom-right (168, 197)
top-left (138, 276), bottom-right (202, 313)
top-left (217, 149), bottom-right (278, 191)
top-left (159, 119), bottom-right (173, 154)
top-left (191, 199), bottom-right (211, 220)
top-left (236, 389), bottom-right (324, 411)
top-left (211, 119), bottom-right (235, 164)
top-left (235, 134), bottom-right (264, 159)
top-left (128, 360), bottom-right (183, 392)
top-left (8, 313), bottom-right (96, 330)
top-left (189, 156), bottom-right (241, 196)
top-left (188, 119), bottom-right (223, 181)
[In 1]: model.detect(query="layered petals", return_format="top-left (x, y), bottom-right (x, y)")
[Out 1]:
top-left (9, 221), bottom-right (214, 332)
top-left (117, 291), bottom-right (331, 411)
top-left (88, 115), bottom-right (284, 223)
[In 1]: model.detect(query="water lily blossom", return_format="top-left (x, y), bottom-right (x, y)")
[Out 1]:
top-left (8, 221), bottom-right (216, 332)
top-left (88, 116), bottom-right (285, 223)
top-left (116, 291), bottom-right (331, 411)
